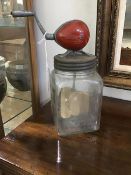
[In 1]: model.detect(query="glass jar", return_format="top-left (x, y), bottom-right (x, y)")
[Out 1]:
top-left (51, 51), bottom-right (103, 136)
top-left (0, 74), bottom-right (7, 103)
top-left (0, 56), bottom-right (7, 103)
top-left (0, 56), bottom-right (6, 76)
top-left (5, 60), bottom-right (30, 91)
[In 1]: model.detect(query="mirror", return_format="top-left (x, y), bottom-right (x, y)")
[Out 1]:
top-left (0, 0), bottom-right (37, 135)
top-left (113, 0), bottom-right (131, 72)
top-left (96, 0), bottom-right (131, 89)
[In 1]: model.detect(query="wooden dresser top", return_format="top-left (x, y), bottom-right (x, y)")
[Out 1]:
top-left (0, 97), bottom-right (131, 175)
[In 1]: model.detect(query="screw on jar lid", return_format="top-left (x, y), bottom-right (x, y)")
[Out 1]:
top-left (54, 50), bottom-right (97, 71)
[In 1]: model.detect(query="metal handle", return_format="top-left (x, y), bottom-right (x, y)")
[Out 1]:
top-left (11, 10), bottom-right (54, 39)
top-left (11, 11), bottom-right (34, 17)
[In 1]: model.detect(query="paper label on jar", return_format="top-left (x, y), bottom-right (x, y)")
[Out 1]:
top-left (60, 87), bottom-right (89, 119)
top-left (60, 87), bottom-right (72, 119)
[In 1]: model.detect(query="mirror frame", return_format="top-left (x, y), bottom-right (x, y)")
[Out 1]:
top-left (96, 0), bottom-right (131, 90)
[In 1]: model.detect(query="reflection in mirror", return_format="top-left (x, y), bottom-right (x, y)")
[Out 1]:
top-left (0, 0), bottom-right (32, 135)
top-left (113, 0), bottom-right (131, 72)
top-left (121, 0), bottom-right (131, 66)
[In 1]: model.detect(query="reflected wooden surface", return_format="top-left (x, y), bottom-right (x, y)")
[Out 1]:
top-left (0, 97), bottom-right (131, 175)
top-left (0, 27), bottom-right (25, 41)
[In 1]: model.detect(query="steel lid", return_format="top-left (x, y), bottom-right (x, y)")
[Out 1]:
top-left (54, 51), bottom-right (97, 71)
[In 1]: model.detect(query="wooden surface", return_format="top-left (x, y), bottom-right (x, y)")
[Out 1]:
top-left (0, 97), bottom-right (131, 175)
top-left (26, 0), bottom-right (40, 115)
top-left (96, 0), bottom-right (112, 77)
top-left (0, 38), bottom-right (26, 45)
top-left (0, 38), bottom-right (26, 62)
top-left (104, 76), bottom-right (131, 90)
top-left (0, 27), bottom-right (25, 41)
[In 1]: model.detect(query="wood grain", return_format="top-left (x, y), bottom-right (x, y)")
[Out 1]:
top-left (104, 76), bottom-right (131, 90)
top-left (0, 97), bottom-right (131, 175)
top-left (96, 0), bottom-right (112, 77)
top-left (26, 0), bottom-right (40, 116)
top-left (0, 27), bottom-right (25, 41)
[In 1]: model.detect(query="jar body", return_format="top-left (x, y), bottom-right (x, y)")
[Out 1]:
top-left (51, 69), bottom-right (103, 136)
top-left (0, 74), bottom-right (7, 103)
top-left (0, 56), bottom-right (7, 103)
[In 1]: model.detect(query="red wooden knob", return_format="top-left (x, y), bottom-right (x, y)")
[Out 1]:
top-left (55, 20), bottom-right (90, 51)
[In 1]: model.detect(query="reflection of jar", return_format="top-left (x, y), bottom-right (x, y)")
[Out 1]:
top-left (0, 56), bottom-right (7, 103)
top-left (51, 51), bottom-right (103, 136)
top-left (6, 60), bottom-right (30, 91)
top-left (0, 74), bottom-right (7, 103)
top-left (0, 56), bottom-right (6, 76)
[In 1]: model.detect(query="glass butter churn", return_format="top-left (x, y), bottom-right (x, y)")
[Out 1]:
top-left (49, 20), bottom-right (103, 136)
top-left (51, 51), bottom-right (103, 136)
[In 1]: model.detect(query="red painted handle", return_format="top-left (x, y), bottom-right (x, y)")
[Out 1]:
top-left (55, 20), bottom-right (90, 51)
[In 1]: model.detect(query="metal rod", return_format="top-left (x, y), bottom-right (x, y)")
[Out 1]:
top-left (11, 10), bottom-right (34, 17)
top-left (11, 10), bottom-right (46, 34)
top-left (34, 13), bottom-right (46, 35)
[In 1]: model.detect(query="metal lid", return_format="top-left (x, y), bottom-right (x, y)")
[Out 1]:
top-left (54, 50), bottom-right (97, 71)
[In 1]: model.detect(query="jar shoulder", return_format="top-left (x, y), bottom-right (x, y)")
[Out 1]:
top-left (51, 70), bottom-right (103, 83)
top-left (94, 72), bottom-right (103, 82)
